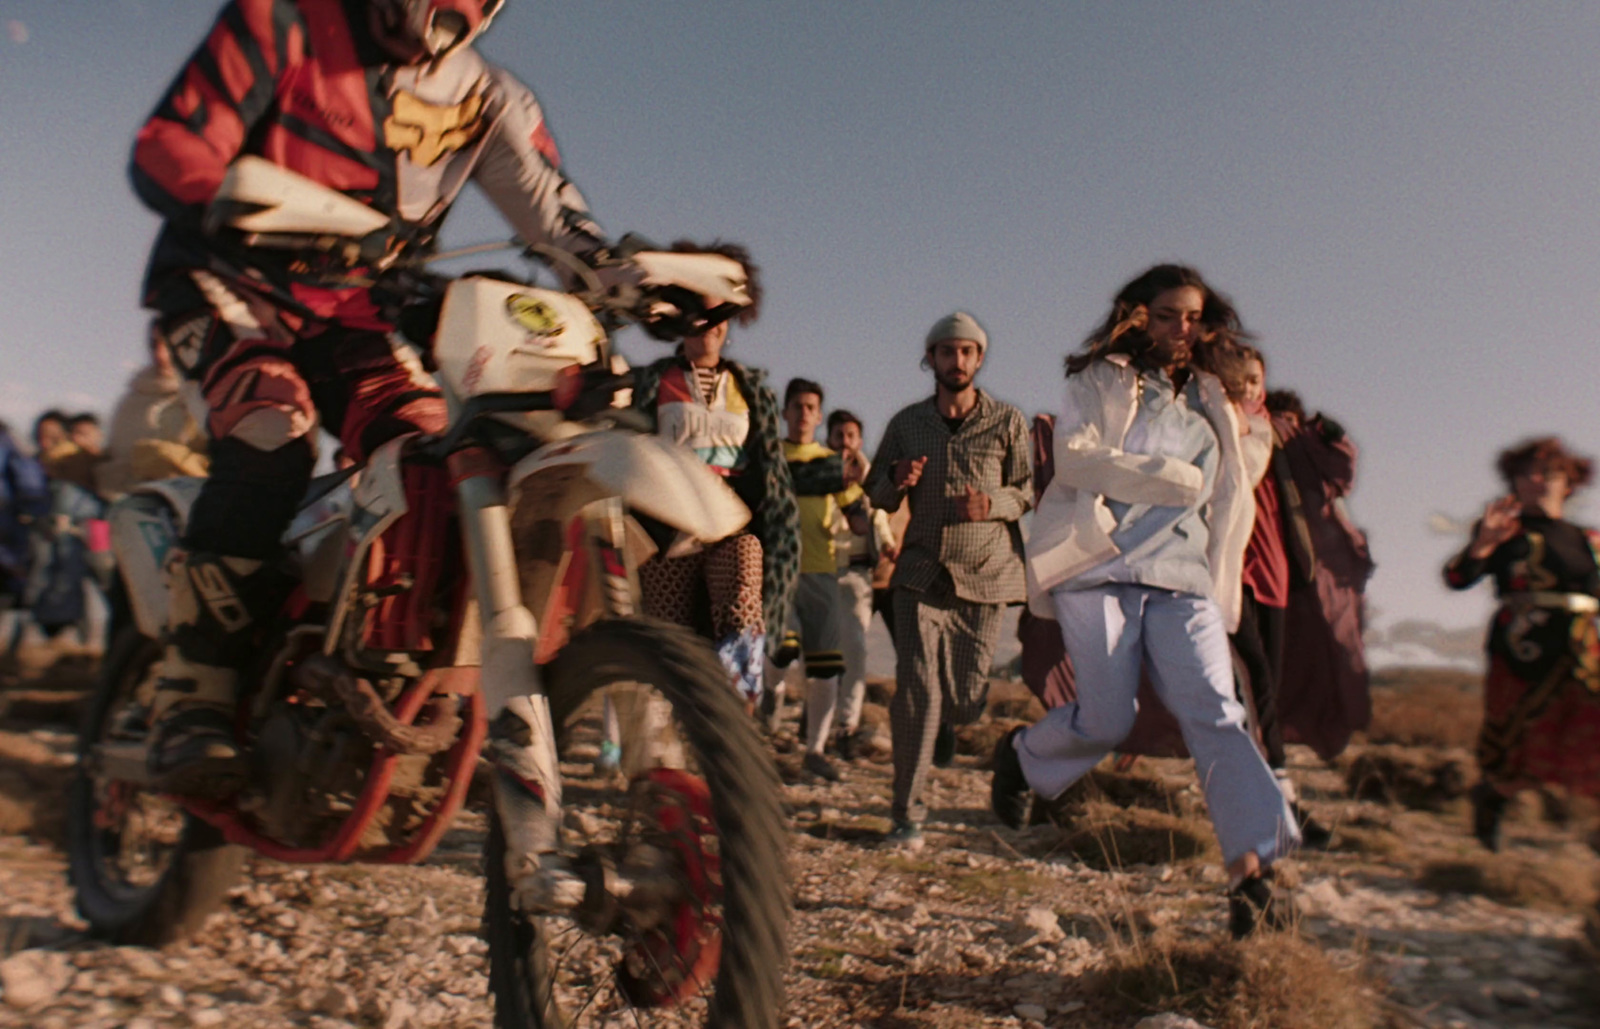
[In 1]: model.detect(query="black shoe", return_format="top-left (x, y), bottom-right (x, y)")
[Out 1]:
top-left (932, 722), bottom-right (956, 768)
top-left (803, 751), bottom-right (842, 783)
top-left (147, 707), bottom-right (247, 797)
top-left (1471, 782), bottom-right (1508, 853)
top-left (989, 726), bottom-right (1033, 829)
top-left (835, 731), bottom-right (858, 762)
top-left (772, 631), bottom-right (801, 669)
top-left (1228, 869), bottom-right (1292, 940)
top-left (1291, 802), bottom-right (1334, 851)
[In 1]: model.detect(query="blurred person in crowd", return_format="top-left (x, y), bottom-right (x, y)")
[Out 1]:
top-left (31, 411), bottom-right (68, 457)
top-left (100, 321), bottom-right (210, 498)
top-left (867, 311), bottom-right (1031, 849)
top-left (24, 408), bottom-right (107, 643)
top-left (68, 414), bottom-right (104, 459)
top-left (1198, 342), bottom-right (1335, 848)
top-left (1016, 412), bottom-right (1077, 711)
top-left (828, 408), bottom-right (897, 760)
top-left (1445, 437), bottom-right (1600, 851)
top-left (0, 421), bottom-right (50, 621)
top-left (991, 265), bottom-right (1297, 937)
top-left (35, 409), bottom-right (98, 495)
top-left (1265, 388), bottom-right (1374, 767)
top-left (780, 380), bottom-right (867, 781)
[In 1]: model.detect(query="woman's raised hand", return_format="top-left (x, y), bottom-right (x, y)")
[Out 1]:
top-left (1469, 495), bottom-right (1522, 559)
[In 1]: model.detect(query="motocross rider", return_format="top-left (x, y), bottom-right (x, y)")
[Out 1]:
top-left (130, 0), bottom-right (682, 869)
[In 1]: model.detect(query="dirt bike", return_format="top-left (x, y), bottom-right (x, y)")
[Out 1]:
top-left (68, 158), bottom-right (788, 1028)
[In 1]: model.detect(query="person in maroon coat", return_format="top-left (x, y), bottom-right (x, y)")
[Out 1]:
top-left (1268, 390), bottom-right (1375, 763)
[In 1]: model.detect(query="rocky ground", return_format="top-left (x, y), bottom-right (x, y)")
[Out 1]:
top-left (0, 648), bottom-right (1595, 1029)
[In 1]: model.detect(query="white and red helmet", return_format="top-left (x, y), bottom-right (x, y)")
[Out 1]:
top-left (370, 0), bottom-right (505, 60)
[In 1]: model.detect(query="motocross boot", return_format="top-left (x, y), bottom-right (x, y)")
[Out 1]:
top-left (486, 696), bottom-right (584, 912)
top-left (146, 550), bottom-right (290, 797)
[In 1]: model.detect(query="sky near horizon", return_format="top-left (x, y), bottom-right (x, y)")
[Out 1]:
top-left (3, 1), bottom-right (1598, 655)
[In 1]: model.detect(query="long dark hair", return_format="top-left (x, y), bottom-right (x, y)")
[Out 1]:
top-left (1065, 264), bottom-right (1251, 376)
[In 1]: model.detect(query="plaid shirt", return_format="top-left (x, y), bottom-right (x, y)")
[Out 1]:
top-left (866, 390), bottom-right (1032, 604)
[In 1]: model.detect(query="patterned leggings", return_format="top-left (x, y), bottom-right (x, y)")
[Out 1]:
top-left (639, 533), bottom-right (765, 640)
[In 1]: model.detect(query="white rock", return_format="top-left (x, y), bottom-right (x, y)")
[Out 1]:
top-left (1013, 1002), bottom-right (1048, 1021)
top-left (1016, 906), bottom-right (1065, 943)
top-left (0, 949), bottom-right (72, 1009)
top-left (1135, 1014), bottom-right (1216, 1029)
top-left (191, 1009), bottom-right (228, 1027)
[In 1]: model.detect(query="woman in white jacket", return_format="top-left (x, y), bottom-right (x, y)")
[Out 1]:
top-left (990, 265), bottom-right (1298, 938)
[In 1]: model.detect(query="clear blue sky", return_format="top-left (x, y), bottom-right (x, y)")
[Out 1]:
top-left (4, 1), bottom-right (1598, 652)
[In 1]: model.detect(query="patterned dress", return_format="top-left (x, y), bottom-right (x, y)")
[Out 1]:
top-left (1445, 514), bottom-right (1600, 796)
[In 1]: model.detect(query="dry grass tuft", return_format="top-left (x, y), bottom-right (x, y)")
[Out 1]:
top-left (1330, 825), bottom-right (1411, 862)
top-left (1344, 745), bottom-right (1471, 811)
top-left (955, 718), bottom-right (1025, 762)
top-left (1091, 932), bottom-right (1388, 1029)
top-left (1050, 801), bottom-right (1218, 869)
top-left (1418, 853), bottom-right (1599, 913)
top-left (1365, 668), bottom-right (1481, 749)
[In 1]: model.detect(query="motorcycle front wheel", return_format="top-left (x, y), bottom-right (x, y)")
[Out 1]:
top-left (484, 617), bottom-right (788, 1029)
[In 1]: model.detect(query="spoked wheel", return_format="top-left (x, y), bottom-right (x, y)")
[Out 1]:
top-left (67, 627), bottom-right (245, 944)
top-left (485, 618), bottom-right (787, 1029)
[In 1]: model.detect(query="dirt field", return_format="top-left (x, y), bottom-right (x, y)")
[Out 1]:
top-left (0, 649), bottom-right (1596, 1029)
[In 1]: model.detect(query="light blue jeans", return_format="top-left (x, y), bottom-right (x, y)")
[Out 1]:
top-left (1015, 584), bottom-right (1298, 866)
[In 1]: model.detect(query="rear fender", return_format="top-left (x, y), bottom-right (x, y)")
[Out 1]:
top-left (106, 478), bottom-right (208, 638)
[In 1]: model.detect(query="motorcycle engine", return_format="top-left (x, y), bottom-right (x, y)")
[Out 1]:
top-left (249, 703), bottom-right (367, 845)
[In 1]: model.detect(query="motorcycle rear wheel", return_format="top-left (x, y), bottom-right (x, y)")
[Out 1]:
top-left (67, 626), bottom-right (246, 945)
top-left (484, 617), bottom-right (788, 1029)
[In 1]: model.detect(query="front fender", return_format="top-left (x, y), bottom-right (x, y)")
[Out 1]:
top-left (506, 430), bottom-right (749, 543)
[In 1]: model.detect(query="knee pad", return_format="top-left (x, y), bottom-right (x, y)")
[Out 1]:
top-left (183, 436), bottom-right (316, 558)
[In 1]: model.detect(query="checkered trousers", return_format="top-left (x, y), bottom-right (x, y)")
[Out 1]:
top-left (889, 586), bottom-right (1005, 824)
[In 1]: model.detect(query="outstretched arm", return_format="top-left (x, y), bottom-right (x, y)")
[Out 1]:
top-left (474, 70), bottom-right (611, 270)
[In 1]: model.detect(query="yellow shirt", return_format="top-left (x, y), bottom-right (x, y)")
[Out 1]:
top-left (784, 440), bottom-right (861, 575)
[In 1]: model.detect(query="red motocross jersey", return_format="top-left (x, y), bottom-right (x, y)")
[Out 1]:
top-left (132, 0), bottom-right (607, 327)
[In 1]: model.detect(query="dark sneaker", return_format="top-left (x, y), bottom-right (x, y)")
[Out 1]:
top-left (147, 706), bottom-right (247, 797)
top-left (1228, 869), bottom-right (1293, 939)
top-left (834, 731), bottom-right (858, 762)
top-left (1471, 782), bottom-right (1509, 853)
top-left (932, 722), bottom-right (956, 768)
top-left (803, 751), bottom-right (842, 783)
top-left (1291, 802), bottom-right (1333, 850)
top-left (882, 819), bottom-right (924, 852)
top-left (772, 631), bottom-right (801, 669)
top-left (989, 726), bottom-right (1033, 829)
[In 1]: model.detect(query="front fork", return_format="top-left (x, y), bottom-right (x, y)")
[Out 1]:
top-left (450, 448), bottom-right (682, 920)
top-left (448, 449), bottom-right (562, 824)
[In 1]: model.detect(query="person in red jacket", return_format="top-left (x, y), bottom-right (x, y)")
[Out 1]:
top-left (129, 0), bottom-right (649, 859)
